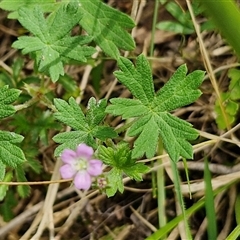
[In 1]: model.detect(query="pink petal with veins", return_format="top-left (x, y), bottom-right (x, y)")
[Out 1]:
top-left (74, 171), bottom-right (92, 190)
top-left (88, 160), bottom-right (103, 176)
top-left (76, 143), bottom-right (93, 159)
top-left (60, 164), bottom-right (76, 179)
top-left (61, 149), bottom-right (77, 164)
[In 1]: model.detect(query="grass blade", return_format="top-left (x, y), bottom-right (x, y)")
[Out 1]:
top-left (204, 157), bottom-right (217, 240)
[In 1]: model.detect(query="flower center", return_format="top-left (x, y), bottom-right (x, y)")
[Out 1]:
top-left (74, 157), bottom-right (88, 171)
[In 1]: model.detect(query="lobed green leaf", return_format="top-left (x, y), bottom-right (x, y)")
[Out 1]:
top-left (0, 0), bottom-right (56, 19)
top-left (0, 131), bottom-right (26, 168)
top-left (0, 164), bottom-right (6, 181)
top-left (155, 64), bottom-right (204, 111)
top-left (54, 97), bottom-right (87, 130)
top-left (129, 115), bottom-right (159, 159)
top-left (53, 97), bottom-right (117, 156)
top-left (78, 0), bottom-right (135, 58)
top-left (12, 36), bottom-right (44, 54)
top-left (92, 126), bottom-right (118, 141)
top-left (215, 69), bottom-right (240, 129)
top-left (0, 172), bottom-right (12, 201)
top-left (98, 143), bottom-right (132, 168)
top-left (86, 97), bottom-right (107, 127)
top-left (107, 98), bottom-right (148, 119)
top-left (123, 163), bottom-right (149, 181)
top-left (0, 85), bottom-right (21, 120)
top-left (98, 144), bottom-right (149, 196)
top-left (106, 54), bottom-right (204, 161)
top-left (114, 56), bottom-right (153, 104)
top-left (46, 1), bottom-right (81, 42)
top-left (98, 143), bottom-right (149, 178)
top-left (12, 2), bottom-right (95, 81)
top-left (228, 69), bottom-right (240, 101)
top-left (53, 131), bottom-right (96, 157)
top-left (106, 168), bottom-right (124, 197)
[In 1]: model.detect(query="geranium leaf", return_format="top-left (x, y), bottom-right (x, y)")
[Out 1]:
top-left (106, 54), bottom-right (205, 161)
top-left (78, 0), bottom-right (135, 59)
top-left (0, 85), bottom-right (21, 120)
top-left (12, 2), bottom-right (96, 81)
top-left (53, 97), bottom-right (117, 156)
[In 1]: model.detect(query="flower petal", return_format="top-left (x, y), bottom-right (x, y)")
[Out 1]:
top-left (74, 171), bottom-right (92, 190)
top-left (87, 160), bottom-right (103, 176)
top-left (76, 143), bottom-right (94, 159)
top-left (60, 164), bottom-right (76, 179)
top-left (61, 149), bottom-right (77, 164)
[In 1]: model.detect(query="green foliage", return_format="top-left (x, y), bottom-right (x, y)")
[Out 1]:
top-left (226, 225), bottom-right (240, 240)
top-left (0, 57), bottom-right (26, 89)
top-left (9, 0), bottom-right (136, 81)
top-left (0, 0), bottom-right (206, 227)
top-left (78, 0), bottom-right (135, 59)
top-left (0, 130), bottom-right (26, 169)
top-left (53, 97), bottom-right (118, 156)
top-left (12, 57), bottom-right (24, 83)
top-left (97, 143), bottom-right (149, 197)
top-left (0, 85), bottom-right (21, 119)
top-left (58, 74), bottom-right (80, 100)
top-left (0, 171), bottom-right (12, 201)
top-left (0, 164), bottom-right (5, 181)
top-left (23, 146), bottom-right (42, 174)
top-left (106, 54), bottom-right (205, 161)
top-left (146, 183), bottom-right (233, 239)
top-left (105, 168), bottom-right (123, 197)
top-left (15, 167), bottom-right (30, 198)
top-left (204, 158), bottom-right (217, 240)
top-left (0, 189), bottom-right (17, 222)
top-left (12, 109), bottom-right (61, 145)
top-left (12, 2), bottom-right (96, 82)
top-left (157, 1), bottom-right (213, 34)
top-left (198, 0), bottom-right (240, 58)
top-left (235, 193), bottom-right (240, 225)
top-left (0, 85), bottom-right (26, 182)
top-left (215, 69), bottom-right (240, 129)
top-left (0, 0), bottom-right (56, 19)
top-left (91, 61), bottom-right (104, 94)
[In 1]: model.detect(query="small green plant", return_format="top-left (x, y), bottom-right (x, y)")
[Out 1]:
top-left (5, 0), bottom-right (239, 239)
top-left (157, 1), bottom-right (213, 34)
top-left (215, 68), bottom-right (240, 129)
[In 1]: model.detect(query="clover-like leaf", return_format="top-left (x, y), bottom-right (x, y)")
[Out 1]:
top-left (12, 2), bottom-right (96, 81)
top-left (53, 97), bottom-right (117, 156)
top-left (106, 54), bottom-right (205, 161)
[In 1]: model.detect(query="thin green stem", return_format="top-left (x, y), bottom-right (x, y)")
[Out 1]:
top-left (149, 1), bottom-right (167, 235)
top-left (150, 0), bottom-right (160, 57)
top-left (170, 161), bottom-right (192, 239)
top-left (156, 140), bottom-right (166, 239)
top-left (146, 182), bottom-right (234, 240)
top-left (14, 97), bottom-right (38, 111)
top-left (182, 158), bottom-right (192, 199)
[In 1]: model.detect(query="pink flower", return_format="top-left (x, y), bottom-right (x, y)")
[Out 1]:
top-left (60, 143), bottom-right (103, 190)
